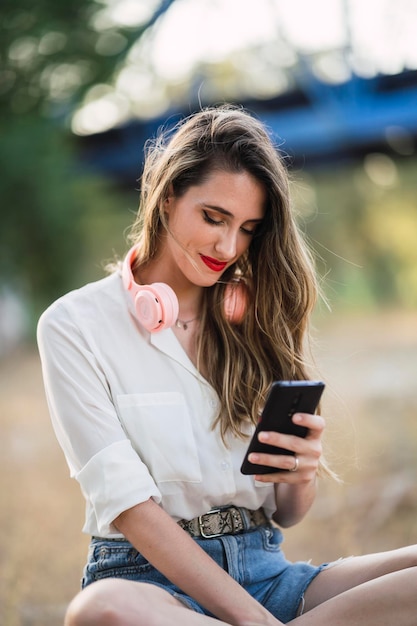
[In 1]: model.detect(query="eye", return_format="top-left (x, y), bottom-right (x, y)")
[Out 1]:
top-left (241, 223), bottom-right (262, 236)
top-left (203, 210), bottom-right (223, 226)
top-left (240, 225), bottom-right (257, 236)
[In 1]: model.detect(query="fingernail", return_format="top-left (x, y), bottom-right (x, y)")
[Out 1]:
top-left (258, 431), bottom-right (269, 441)
top-left (249, 453), bottom-right (259, 462)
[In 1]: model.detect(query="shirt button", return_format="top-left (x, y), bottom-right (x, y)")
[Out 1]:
top-left (209, 398), bottom-right (217, 408)
top-left (220, 461), bottom-right (230, 471)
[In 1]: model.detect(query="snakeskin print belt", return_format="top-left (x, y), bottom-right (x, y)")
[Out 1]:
top-left (177, 506), bottom-right (269, 538)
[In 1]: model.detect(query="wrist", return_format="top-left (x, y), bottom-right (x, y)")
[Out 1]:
top-left (207, 591), bottom-right (278, 626)
top-left (237, 614), bottom-right (283, 626)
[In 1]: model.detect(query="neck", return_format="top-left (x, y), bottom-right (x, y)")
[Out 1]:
top-left (175, 316), bottom-right (199, 331)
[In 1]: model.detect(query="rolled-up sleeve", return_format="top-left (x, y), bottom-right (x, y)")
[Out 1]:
top-left (77, 440), bottom-right (161, 536)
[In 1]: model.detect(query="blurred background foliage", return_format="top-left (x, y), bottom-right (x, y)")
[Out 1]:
top-left (296, 156), bottom-right (417, 311)
top-left (0, 0), bottom-right (151, 339)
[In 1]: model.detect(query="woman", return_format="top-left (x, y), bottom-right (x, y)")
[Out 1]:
top-left (37, 106), bottom-right (417, 625)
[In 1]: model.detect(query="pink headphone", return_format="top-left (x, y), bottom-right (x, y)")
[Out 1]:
top-left (122, 245), bottom-right (248, 333)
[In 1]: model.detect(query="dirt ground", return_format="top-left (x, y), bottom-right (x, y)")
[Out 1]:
top-left (1, 310), bottom-right (416, 625)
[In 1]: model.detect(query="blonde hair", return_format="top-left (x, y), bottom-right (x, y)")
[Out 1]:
top-left (129, 105), bottom-right (320, 440)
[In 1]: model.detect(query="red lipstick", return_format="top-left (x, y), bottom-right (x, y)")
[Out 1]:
top-left (200, 255), bottom-right (228, 272)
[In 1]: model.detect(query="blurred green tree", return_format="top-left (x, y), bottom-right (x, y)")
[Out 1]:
top-left (0, 0), bottom-right (173, 327)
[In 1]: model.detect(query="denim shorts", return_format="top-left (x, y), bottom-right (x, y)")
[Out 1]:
top-left (82, 525), bottom-right (328, 623)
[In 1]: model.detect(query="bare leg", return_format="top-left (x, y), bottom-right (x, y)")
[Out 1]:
top-left (65, 546), bottom-right (417, 626)
top-left (289, 545), bottom-right (417, 625)
top-left (64, 579), bottom-right (226, 626)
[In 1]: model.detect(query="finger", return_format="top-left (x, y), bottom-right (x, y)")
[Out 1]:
top-left (292, 412), bottom-right (325, 437)
top-left (258, 430), bottom-right (305, 454)
top-left (253, 462), bottom-right (300, 482)
top-left (254, 472), bottom-right (287, 483)
top-left (248, 451), bottom-right (299, 473)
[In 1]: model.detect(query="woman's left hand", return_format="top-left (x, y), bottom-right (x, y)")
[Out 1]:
top-left (247, 412), bottom-right (325, 484)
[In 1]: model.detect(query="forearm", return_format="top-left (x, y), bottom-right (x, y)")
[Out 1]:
top-left (272, 475), bottom-right (317, 528)
top-left (114, 498), bottom-right (283, 626)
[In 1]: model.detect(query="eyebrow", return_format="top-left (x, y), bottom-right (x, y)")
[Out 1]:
top-left (202, 203), bottom-right (264, 223)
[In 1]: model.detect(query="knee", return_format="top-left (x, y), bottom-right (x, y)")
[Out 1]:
top-left (392, 544), bottom-right (417, 569)
top-left (64, 579), bottom-right (129, 626)
top-left (64, 579), bottom-right (178, 626)
top-left (406, 545), bottom-right (417, 568)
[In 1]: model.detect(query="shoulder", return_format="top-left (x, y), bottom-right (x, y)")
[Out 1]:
top-left (37, 272), bottom-right (125, 339)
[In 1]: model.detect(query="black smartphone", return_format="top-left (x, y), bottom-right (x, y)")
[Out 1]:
top-left (240, 380), bottom-right (325, 475)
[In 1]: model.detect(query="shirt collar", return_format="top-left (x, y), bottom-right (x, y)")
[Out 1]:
top-left (151, 329), bottom-right (206, 382)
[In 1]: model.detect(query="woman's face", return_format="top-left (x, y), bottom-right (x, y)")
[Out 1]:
top-left (161, 169), bottom-right (266, 288)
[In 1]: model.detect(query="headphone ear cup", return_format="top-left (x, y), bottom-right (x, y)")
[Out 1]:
top-left (151, 282), bottom-right (179, 329)
top-left (134, 283), bottom-right (179, 333)
top-left (223, 281), bottom-right (248, 324)
top-left (123, 246), bottom-right (179, 333)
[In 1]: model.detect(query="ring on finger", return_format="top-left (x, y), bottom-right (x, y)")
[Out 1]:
top-left (290, 455), bottom-right (299, 472)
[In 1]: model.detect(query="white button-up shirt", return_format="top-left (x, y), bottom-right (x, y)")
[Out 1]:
top-left (37, 272), bottom-right (276, 537)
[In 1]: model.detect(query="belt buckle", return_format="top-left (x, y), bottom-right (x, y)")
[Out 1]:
top-left (198, 508), bottom-right (223, 538)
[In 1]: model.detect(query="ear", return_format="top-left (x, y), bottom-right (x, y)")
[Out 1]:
top-left (163, 184), bottom-right (175, 215)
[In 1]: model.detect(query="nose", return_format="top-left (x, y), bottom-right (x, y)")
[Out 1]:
top-left (214, 229), bottom-right (238, 260)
